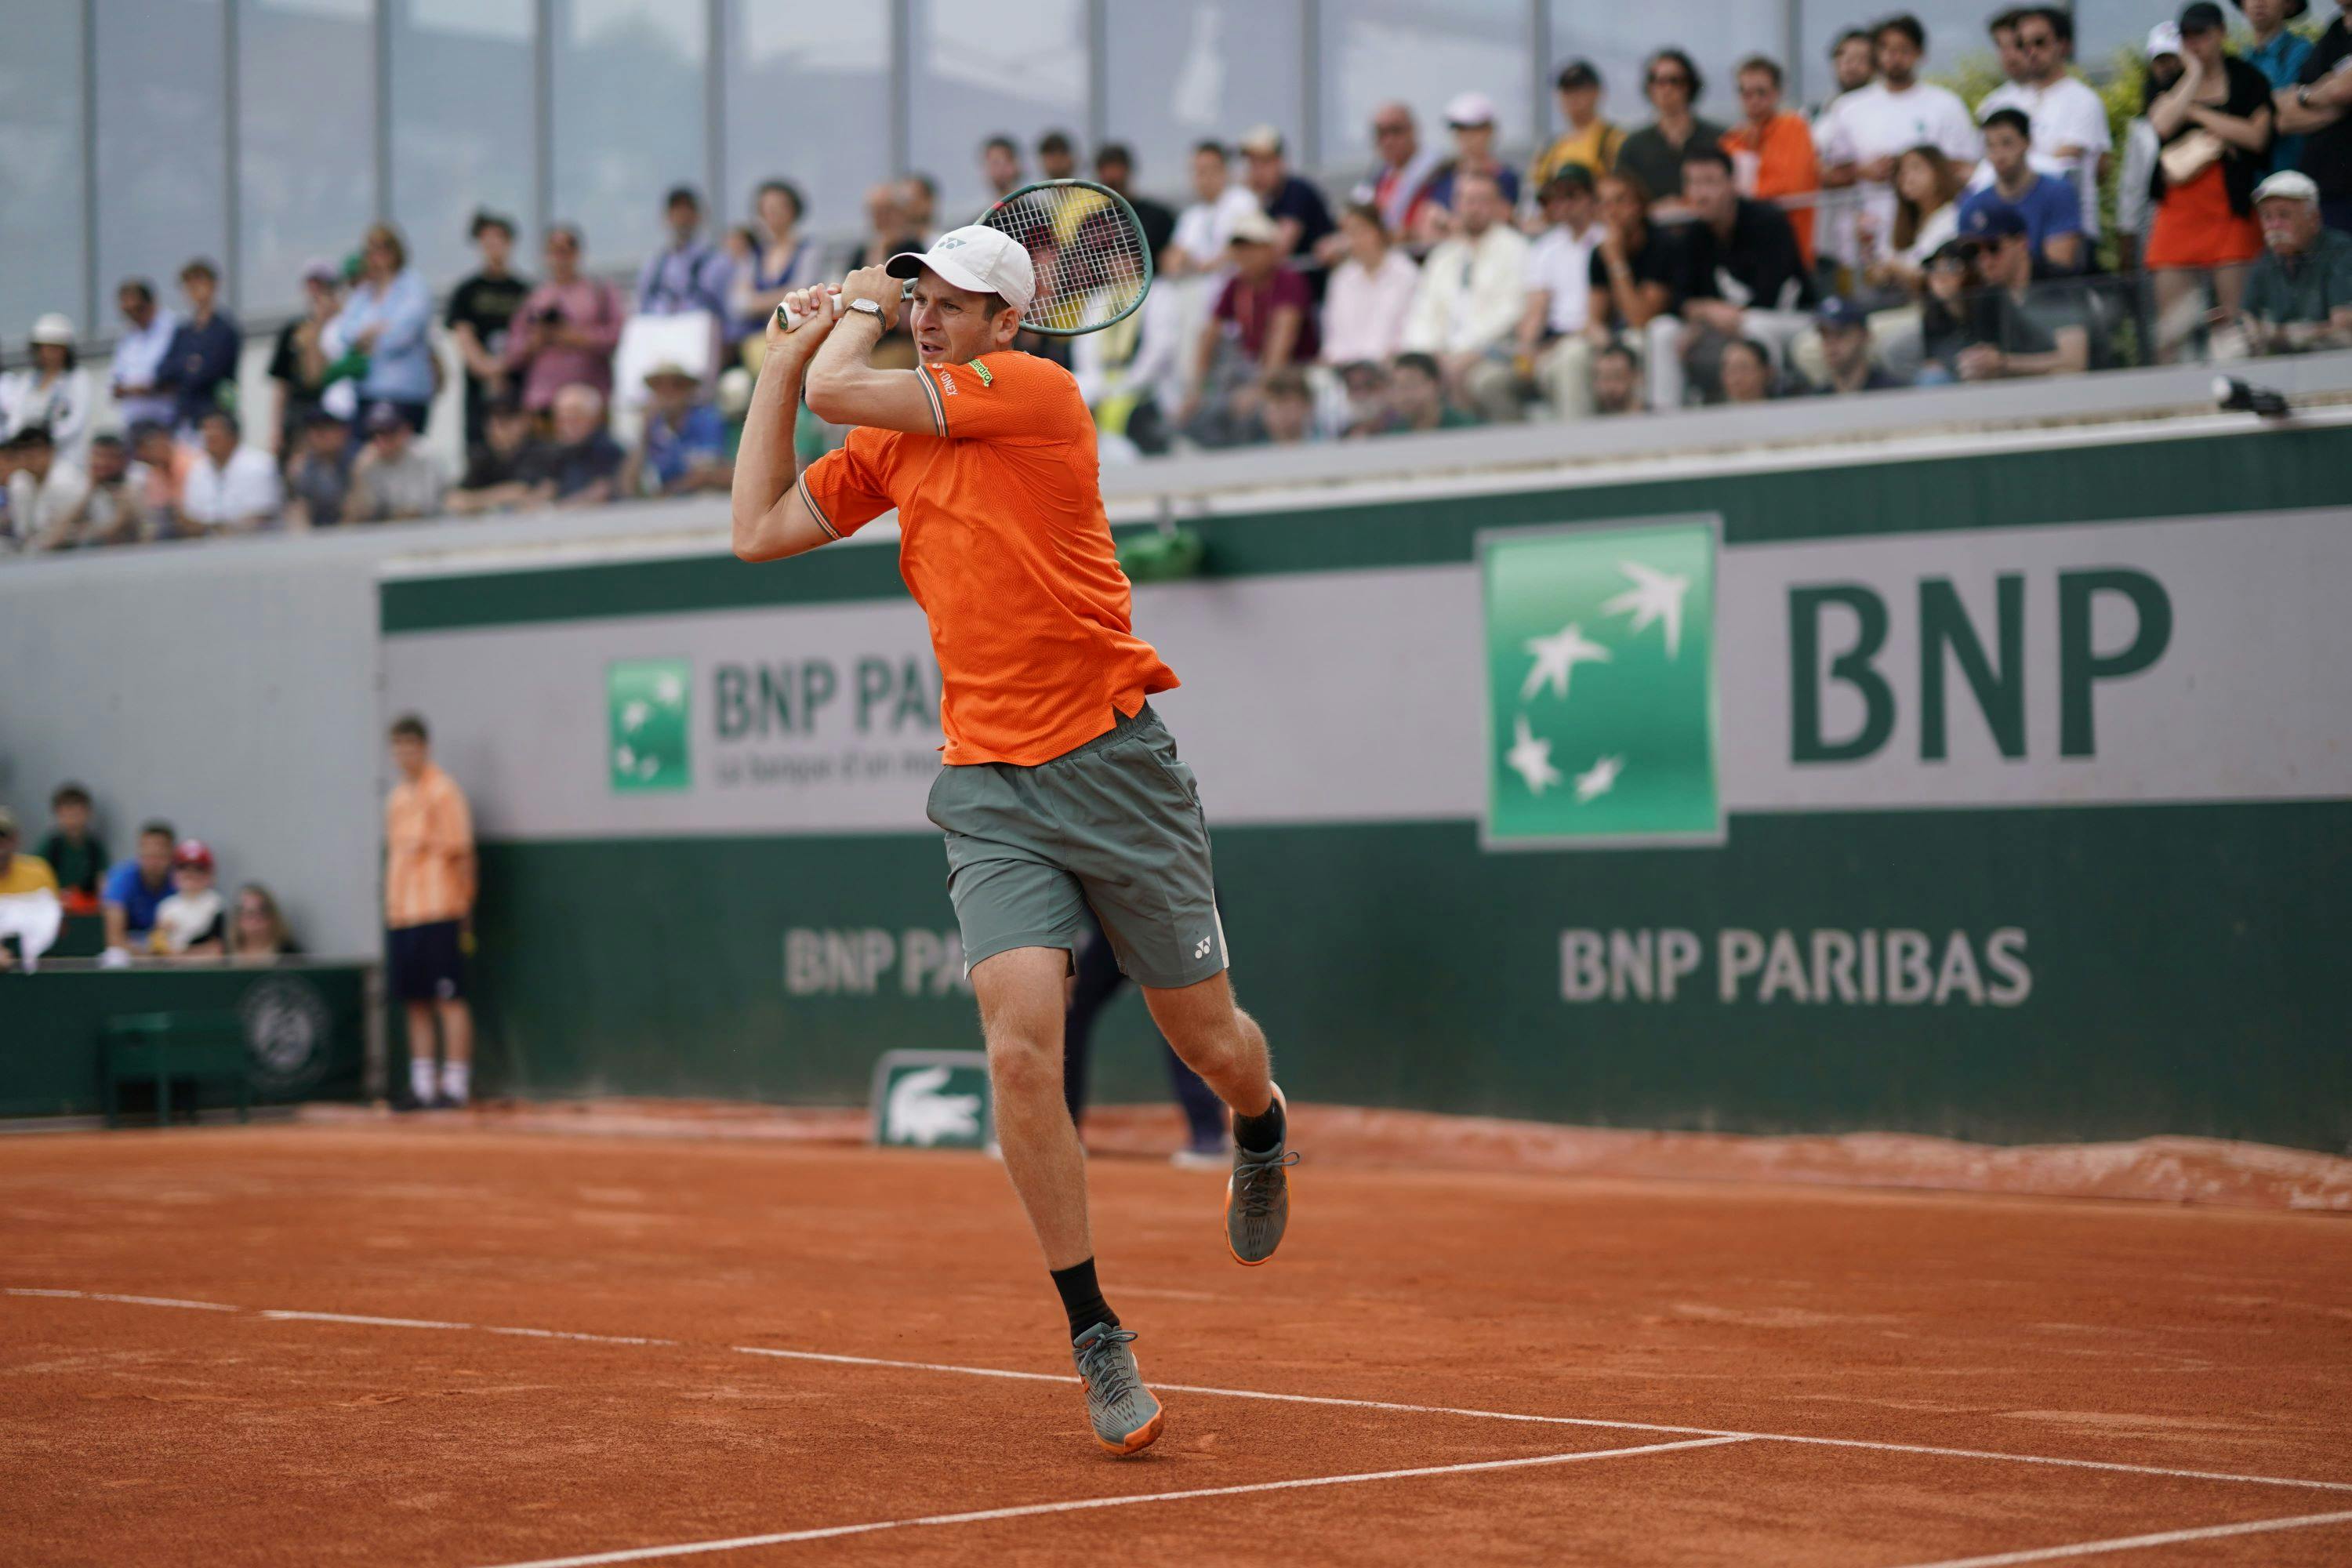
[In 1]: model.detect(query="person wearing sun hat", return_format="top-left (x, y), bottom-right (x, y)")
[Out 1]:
top-left (0, 313), bottom-right (92, 463)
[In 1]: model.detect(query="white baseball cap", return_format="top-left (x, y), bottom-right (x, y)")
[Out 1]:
top-left (2254, 169), bottom-right (2321, 205)
top-left (1445, 91), bottom-right (1497, 129)
top-left (2145, 21), bottom-right (2183, 58)
top-left (885, 225), bottom-right (1036, 311)
top-left (28, 313), bottom-right (74, 347)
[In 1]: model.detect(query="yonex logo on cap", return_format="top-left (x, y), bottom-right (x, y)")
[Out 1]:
top-left (938, 237), bottom-right (967, 250)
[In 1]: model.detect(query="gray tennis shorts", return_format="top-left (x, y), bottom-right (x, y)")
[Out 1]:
top-left (926, 703), bottom-right (1227, 990)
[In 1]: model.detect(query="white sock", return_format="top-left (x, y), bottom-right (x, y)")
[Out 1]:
top-left (409, 1056), bottom-right (437, 1102)
top-left (440, 1059), bottom-right (470, 1105)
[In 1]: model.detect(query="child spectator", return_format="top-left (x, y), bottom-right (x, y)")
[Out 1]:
top-left (151, 839), bottom-right (227, 958)
top-left (37, 784), bottom-right (109, 915)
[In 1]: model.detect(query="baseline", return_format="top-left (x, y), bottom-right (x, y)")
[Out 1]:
top-left (10, 1286), bottom-right (2350, 1499)
top-left (467, 1437), bottom-right (1754, 1568)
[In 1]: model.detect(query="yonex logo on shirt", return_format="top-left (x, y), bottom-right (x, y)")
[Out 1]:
top-left (933, 366), bottom-right (957, 396)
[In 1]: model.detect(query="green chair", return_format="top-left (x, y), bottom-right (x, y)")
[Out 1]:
top-left (100, 1011), bottom-right (253, 1128)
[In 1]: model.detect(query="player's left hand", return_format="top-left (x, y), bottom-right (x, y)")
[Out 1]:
top-left (837, 266), bottom-right (904, 330)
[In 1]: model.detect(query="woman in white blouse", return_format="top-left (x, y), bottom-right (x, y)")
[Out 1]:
top-left (1320, 203), bottom-right (1421, 365)
top-left (1860, 145), bottom-right (1966, 299)
top-left (0, 315), bottom-right (94, 464)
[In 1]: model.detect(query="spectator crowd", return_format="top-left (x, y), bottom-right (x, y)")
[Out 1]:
top-left (5, 2), bottom-right (2350, 550)
top-left (0, 785), bottom-right (303, 971)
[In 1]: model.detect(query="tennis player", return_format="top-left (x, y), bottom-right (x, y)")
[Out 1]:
top-left (729, 226), bottom-right (1294, 1457)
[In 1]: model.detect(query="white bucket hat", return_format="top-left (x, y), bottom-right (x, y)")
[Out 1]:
top-left (885, 225), bottom-right (1036, 311)
top-left (29, 313), bottom-right (74, 347)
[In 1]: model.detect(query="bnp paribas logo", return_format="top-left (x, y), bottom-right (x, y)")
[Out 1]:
top-left (608, 658), bottom-right (691, 793)
top-left (1480, 518), bottom-right (1721, 849)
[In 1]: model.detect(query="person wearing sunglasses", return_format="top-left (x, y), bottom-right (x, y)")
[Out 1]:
top-left (1616, 49), bottom-right (1728, 214)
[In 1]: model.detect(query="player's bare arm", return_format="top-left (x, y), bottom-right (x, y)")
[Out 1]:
top-left (728, 283), bottom-right (840, 563)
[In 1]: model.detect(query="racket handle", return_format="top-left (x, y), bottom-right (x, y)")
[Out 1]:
top-left (775, 290), bottom-right (844, 333)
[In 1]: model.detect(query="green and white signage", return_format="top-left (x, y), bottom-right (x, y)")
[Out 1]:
top-left (870, 1049), bottom-right (991, 1151)
top-left (1481, 519), bottom-right (1721, 848)
top-left (607, 657), bottom-right (692, 793)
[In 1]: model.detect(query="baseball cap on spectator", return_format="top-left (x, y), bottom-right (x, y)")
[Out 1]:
top-left (362, 401), bottom-right (406, 434)
top-left (1815, 297), bottom-right (1871, 332)
top-left (172, 839), bottom-right (214, 872)
top-left (641, 360), bottom-right (698, 387)
top-left (2254, 169), bottom-right (2321, 205)
top-left (30, 313), bottom-right (74, 347)
top-left (1227, 209), bottom-right (1281, 248)
top-left (2145, 22), bottom-right (2183, 58)
top-left (1555, 60), bottom-right (1602, 92)
top-left (1962, 205), bottom-right (2029, 242)
top-left (885, 225), bottom-right (1038, 310)
top-left (1237, 125), bottom-right (1285, 157)
top-left (2176, 2), bottom-right (2226, 34)
top-left (1445, 92), bottom-right (1497, 129)
top-left (300, 257), bottom-right (339, 287)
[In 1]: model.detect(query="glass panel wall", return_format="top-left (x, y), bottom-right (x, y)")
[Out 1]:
top-left (0, 2), bottom-right (89, 335)
top-left (93, 0), bottom-right (229, 318)
top-left (1319, 0), bottom-right (1535, 187)
top-left (720, 0), bottom-right (892, 245)
top-left (550, 0), bottom-right (708, 275)
top-left (389, 0), bottom-right (537, 288)
top-left (1102, 1), bottom-right (1305, 205)
top-left (908, 0), bottom-right (1089, 217)
top-left (236, 0), bottom-right (376, 316)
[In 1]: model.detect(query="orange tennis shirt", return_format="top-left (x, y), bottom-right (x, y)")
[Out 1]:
top-left (796, 350), bottom-right (1179, 767)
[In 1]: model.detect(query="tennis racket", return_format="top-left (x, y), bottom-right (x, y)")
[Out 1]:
top-left (775, 179), bottom-right (1153, 337)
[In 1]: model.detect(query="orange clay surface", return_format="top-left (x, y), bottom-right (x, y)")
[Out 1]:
top-left (3, 1115), bottom-right (2350, 1567)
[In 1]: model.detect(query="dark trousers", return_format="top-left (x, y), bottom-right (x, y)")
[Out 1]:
top-left (1062, 909), bottom-right (1225, 1143)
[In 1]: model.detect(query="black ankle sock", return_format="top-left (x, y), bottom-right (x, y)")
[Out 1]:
top-left (1051, 1257), bottom-right (1119, 1340)
top-left (1232, 1093), bottom-right (1285, 1154)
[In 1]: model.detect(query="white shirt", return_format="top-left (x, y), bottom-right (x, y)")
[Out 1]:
top-left (1824, 81), bottom-right (1982, 250)
top-left (1899, 202), bottom-right (1961, 270)
top-left (1171, 187), bottom-right (1262, 267)
top-left (1319, 249), bottom-right (1421, 365)
top-left (180, 445), bottom-right (284, 530)
top-left (0, 368), bottom-right (95, 463)
top-left (6, 460), bottom-right (90, 550)
top-left (108, 308), bottom-right (182, 428)
top-left (1399, 223), bottom-right (1531, 356)
top-left (1973, 76), bottom-right (2112, 236)
top-left (152, 887), bottom-right (223, 954)
top-left (1526, 221), bottom-right (1602, 335)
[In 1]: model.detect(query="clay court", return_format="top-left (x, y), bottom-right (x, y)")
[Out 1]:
top-left (5, 1113), bottom-right (2350, 1567)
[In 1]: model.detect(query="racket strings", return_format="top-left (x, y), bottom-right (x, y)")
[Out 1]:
top-left (986, 185), bottom-right (1149, 335)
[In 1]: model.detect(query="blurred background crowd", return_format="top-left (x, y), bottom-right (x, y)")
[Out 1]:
top-left (3, 0), bottom-right (2347, 552)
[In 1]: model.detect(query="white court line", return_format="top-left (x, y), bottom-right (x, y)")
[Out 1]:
top-left (12, 1286), bottom-right (2352, 1497)
top-left (485, 1325), bottom-right (677, 1347)
top-left (470, 1436), bottom-right (1754, 1568)
top-left (260, 1309), bottom-right (477, 1330)
top-left (729, 1344), bottom-right (2352, 1497)
top-left (5, 1287), bottom-right (238, 1311)
top-left (1885, 1507), bottom-right (2352, 1567)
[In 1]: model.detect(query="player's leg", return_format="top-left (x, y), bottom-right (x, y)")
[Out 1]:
top-left (1060, 908), bottom-right (1127, 1131)
top-left (1062, 705), bottom-right (1296, 1265)
top-left (930, 767), bottom-right (1163, 1455)
top-left (434, 998), bottom-right (473, 1107)
top-left (1163, 1043), bottom-right (1228, 1163)
top-left (973, 944), bottom-right (1093, 1271)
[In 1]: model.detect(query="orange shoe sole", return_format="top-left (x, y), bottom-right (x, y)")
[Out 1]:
top-left (1098, 1407), bottom-right (1166, 1455)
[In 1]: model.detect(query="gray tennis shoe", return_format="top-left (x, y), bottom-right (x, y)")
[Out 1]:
top-left (1225, 1082), bottom-right (1298, 1265)
top-left (1071, 1323), bottom-right (1164, 1455)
